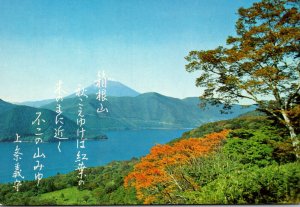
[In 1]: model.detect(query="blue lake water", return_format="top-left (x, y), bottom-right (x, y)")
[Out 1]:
top-left (0, 129), bottom-right (187, 184)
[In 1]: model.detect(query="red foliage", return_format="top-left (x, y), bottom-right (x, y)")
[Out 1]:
top-left (124, 129), bottom-right (229, 203)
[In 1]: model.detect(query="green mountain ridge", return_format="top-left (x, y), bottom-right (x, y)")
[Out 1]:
top-left (40, 92), bottom-right (256, 131)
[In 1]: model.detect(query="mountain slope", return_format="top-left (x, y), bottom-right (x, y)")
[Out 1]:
top-left (41, 92), bottom-right (256, 131)
top-left (0, 99), bottom-right (16, 114)
top-left (0, 99), bottom-right (105, 142)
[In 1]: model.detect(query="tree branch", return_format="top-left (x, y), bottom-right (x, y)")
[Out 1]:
top-left (286, 82), bottom-right (300, 110)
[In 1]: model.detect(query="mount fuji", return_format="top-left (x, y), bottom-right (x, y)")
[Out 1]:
top-left (17, 80), bottom-right (140, 108)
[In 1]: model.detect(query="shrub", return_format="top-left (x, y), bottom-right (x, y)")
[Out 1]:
top-left (182, 163), bottom-right (300, 204)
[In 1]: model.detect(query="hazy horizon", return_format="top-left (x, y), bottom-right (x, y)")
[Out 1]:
top-left (0, 0), bottom-right (257, 103)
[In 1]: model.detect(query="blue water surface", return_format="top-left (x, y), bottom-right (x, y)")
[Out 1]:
top-left (0, 129), bottom-right (187, 183)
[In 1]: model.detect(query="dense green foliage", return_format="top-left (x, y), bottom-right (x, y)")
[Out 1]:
top-left (171, 112), bottom-right (288, 143)
top-left (180, 162), bottom-right (299, 204)
top-left (126, 110), bottom-right (298, 204)
top-left (0, 159), bottom-right (140, 205)
top-left (148, 115), bottom-right (299, 204)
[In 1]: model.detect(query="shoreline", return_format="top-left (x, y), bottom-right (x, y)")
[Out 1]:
top-left (0, 128), bottom-right (192, 143)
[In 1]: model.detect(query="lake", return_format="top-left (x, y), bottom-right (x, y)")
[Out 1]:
top-left (0, 129), bottom-right (187, 184)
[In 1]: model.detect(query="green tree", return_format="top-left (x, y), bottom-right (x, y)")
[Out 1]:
top-left (185, 0), bottom-right (300, 151)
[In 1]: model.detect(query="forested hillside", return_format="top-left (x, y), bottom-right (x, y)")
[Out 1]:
top-left (1, 113), bottom-right (299, 205)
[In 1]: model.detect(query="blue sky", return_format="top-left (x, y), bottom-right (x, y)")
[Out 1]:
top-left (0, 0), bottom-right (257, 102)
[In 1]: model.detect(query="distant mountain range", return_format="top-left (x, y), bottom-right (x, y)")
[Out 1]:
top-left (40, 92), bottom-right (255, 131)
top-left (1, 81), bottom-right (255, 142)
top-left (17, 80), bottom-right (140, 107)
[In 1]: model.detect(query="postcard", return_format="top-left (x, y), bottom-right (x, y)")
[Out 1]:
top-left (0, 0), bottom-right (299, 205)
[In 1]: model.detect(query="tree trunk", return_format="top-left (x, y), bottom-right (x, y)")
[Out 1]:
top-left (281, 110), bottom-right (299, 157)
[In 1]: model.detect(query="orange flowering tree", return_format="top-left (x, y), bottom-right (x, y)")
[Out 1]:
top-left (185, 0), bottom-right (300, 149)
top-left (124, 130), bottom-right (229, 204)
